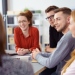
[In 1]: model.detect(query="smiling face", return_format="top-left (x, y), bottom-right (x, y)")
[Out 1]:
top-left (46, 11), bottom-right (55, 27)
top-left (69, 16), bottom-right (75, 38)
top-left (17, 16), bottom-right (30, 31)
top-left (54, 11), bottom-right (69, 33)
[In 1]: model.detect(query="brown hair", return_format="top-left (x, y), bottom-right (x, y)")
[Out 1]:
top-left (17, 10), bottom-right (33, 26)
top-left (54, 7), bottom-right (71, 15)
top-left (62, 10), bottom-right (75, 74)
top-left (71, 10), bottom-right (75, 22)
top-left (0, 13), bottom-right (6, 66)
top-left (45, 5), bottom-right (59, 13)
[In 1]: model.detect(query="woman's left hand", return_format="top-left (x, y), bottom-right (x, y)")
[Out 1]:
top-left (17, 48), bottom-right (29, 55)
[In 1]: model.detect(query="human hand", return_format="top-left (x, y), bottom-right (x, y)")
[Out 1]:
top-left (17, 48), bottom-right (28, 55)
top-left (45, 46), bottom-right (50, 52)
top-left (45, 46), bottom-right (55, 53)
top-left (32, 48), bottom-right (40, 59)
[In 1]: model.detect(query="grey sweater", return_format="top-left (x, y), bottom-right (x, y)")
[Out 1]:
top-left (35, 31), bottom-right (75, 75)
top-left (0, 55), bottom-right (34, 75)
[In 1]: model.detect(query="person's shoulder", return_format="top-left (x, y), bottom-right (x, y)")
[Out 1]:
top-left (64, 31), bottom-right (72, 38)
top-left (50, 26), bottom-right (57, 32)
top-left (58, 32), bottom-right (63, 36)
top-left (30, 26), bottom-right (38, 31)
top-left (14, 26), bottom-right (20, 30)
top-left (14, 60), bottom-right (34, 75)
top-left (31, 26), bottom-right (38, 29)
top-left (61, 31), bottom-right (75, 42)
top-left (2, 55), bottom-right (28, 66)
top-left (14, 26), bottom-right (21, 33)
top-left (1, 55), bottom-right (34, 75)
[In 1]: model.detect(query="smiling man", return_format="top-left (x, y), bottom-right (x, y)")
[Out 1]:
top-left (54, 9), bottom-right (70, 34)
top-left (32, 7), bottom-right (75, 75)
top-left (45, 6), bottom-right (63, 53)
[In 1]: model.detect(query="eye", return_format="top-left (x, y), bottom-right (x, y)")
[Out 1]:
top-left (46, 15), bottom-right (54, 20)
top-left (18, 20), bottom-right (27, 23)
top-left (22, 20), bottom-right (26, 22)
top-left (57, 18), bottom-right (60, 20)
top-left (18, 21), bottom-right (21, 23)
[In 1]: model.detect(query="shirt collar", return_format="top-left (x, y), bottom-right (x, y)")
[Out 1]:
top-left (19, 27), bottom-right (32, 37)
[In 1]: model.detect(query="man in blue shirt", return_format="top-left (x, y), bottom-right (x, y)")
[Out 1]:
top-left (32, 7), bottom-right (75, 75)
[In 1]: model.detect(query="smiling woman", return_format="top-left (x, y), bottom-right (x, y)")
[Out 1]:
top-left (0, 13), bottom-right (34, 75)
top-left (14, 10), bottom-right (40, 55)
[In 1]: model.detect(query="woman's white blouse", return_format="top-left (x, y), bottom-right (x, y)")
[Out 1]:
top-left (62, 60), bottom-right (75, 75)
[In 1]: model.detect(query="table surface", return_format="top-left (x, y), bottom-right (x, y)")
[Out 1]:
top-left (5, 50), bottom-right (46, 75)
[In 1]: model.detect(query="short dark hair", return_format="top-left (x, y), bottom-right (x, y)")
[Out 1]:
top-left (45, 5), bottom-right (59, 13)
top-left (54, 7), bottom-right (71, 15)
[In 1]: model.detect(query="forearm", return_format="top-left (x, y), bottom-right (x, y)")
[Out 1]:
top-left (35, 53), bottom-right (53, 68)
top-left (40, 52), bottom-right (51, 57)
top-left (35, 49), bottom-right (67, 69)
top-left (45, 48), bottom-right (56, 53)
top-left (35, 32), bottom-right (75, 69)
top-left (35, 36), bottom-right (74, 68)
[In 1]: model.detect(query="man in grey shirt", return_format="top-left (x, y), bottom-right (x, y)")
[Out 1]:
top-left (32, 7), bottom-right (75, 75)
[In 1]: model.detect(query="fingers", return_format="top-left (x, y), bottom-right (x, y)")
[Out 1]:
top-left (17, 50), bottom-right (24, 56)
top-left (45, 46), bottom-right (49, 49)
top-left (36, 48), bottom-right (40, 52)
top-left (17, 48), bottom-right (27, 55)
top-left (18, 48), bottom-right (24, 51)
top-left (32, 51), bottom-right (35, 59)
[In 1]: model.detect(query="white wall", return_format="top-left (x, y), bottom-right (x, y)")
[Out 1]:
top-left (8, 0), bottom-right (75, 11)
top-left (0, 0), bottom-right (2, 14)
top-left (8, 0), bottom-right (52, 11)
top-left (7, 0), bottom-right (75, 44)
top-left (48, 0), bottom-right (75, 9)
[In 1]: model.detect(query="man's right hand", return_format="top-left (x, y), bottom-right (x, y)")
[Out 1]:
top-left (45, 46), bottom-right (55, 53)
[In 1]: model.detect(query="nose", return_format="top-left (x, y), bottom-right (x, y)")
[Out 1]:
top-left (20, 22), bottom-right (24, 25)
top-left (19, 23), bottom-right (24, 27)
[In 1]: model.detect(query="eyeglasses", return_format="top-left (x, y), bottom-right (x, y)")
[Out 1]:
top-left (18, 20), bottom-right (27, 24)
top-left (46, 15), bottom-right (54, 20)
